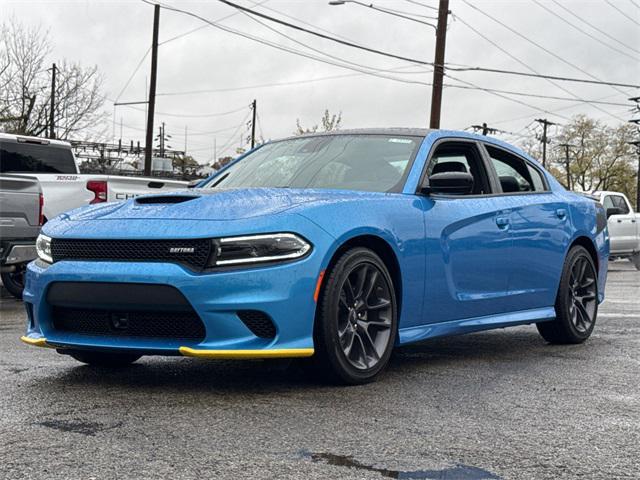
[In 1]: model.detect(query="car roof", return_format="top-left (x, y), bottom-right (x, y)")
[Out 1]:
top-left (279, 128), bottom-right (435, 141)
top-left (0, 132), bottom-right (72, 148)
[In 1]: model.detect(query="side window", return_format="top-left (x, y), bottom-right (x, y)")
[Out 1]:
top-left (485, 145), bottom-right (534, 193)
top-left (612, 196), bottom-right (630, 214)
top-left (426, 142), bottom-right (491, 195)
top-left (603, 196), bottom-right (615, 210)
top-left (527, 164), bottom-right (548, 192)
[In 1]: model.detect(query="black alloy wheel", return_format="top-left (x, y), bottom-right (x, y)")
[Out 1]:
top-left (537, 246), bottom-right (598, 344)
top-left (1, 264), bottom-right (26, 299)
top-left (313, 247), bottom-right (397, 384)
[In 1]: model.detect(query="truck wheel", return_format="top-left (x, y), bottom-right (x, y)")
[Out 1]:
top-left (1, 266), bottom-right (26, 299)
top-left (537, 246), bottom-right (598, 344)
top-left (630, 253), bottom-right (640, 271)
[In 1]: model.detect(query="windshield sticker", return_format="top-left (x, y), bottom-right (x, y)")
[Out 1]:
top-left (388, 138), bottom-right (413, 144)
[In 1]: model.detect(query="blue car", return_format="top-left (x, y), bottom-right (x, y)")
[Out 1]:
top-left (22, 129), bottom-right (608, 384)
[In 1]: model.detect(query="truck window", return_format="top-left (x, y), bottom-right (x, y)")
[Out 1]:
top-left (0, 141), bottom-right (76, 174)
top-left (611, 195), bottom-right (630, 214)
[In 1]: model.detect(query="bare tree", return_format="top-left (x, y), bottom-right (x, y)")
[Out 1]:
top-left (518, 115), bottom-right (636, 200)
top-left (295, 109), bottom-right (342, 135)
top-left (0, 18), bottom-right (106, 139)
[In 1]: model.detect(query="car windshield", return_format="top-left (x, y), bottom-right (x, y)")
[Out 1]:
top-left (204, 134), bottom-right (422, 193)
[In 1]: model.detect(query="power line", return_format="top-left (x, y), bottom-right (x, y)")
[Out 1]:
top-left (448, 65), bottom-right (639, 89)
top-left (114, 47), bottom-right (151, 102)
top-left (532, 0), bottom-right (640, 62)
top-left (550, 0), bottom-right (640, 55)
top-left (452, 12), bottom-right (629, 122)
top-left (239, 6), bottom-right (426, 75)
top-left (605, 0), bottom-right (640, 25)
top-left (159, 0), bottom-right (271, 46)
top-left (147, 0), bottom-right (639, 91)
top-left (461, 0), bottom-right (633, 97)
top-left (402, 0), bottom-right (439, 11)
top-left (143, 0), bottom-right (440, 89)
top-left (214, 0), bottom-right (435, 66)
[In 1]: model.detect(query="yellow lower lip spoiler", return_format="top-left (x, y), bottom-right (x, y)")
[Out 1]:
top-left (179, 346), bottom-right (314, 359)
top-left (20, 336), bottom-right (54, 348)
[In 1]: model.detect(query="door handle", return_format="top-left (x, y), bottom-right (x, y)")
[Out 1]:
top-left (556, 208), bottom-right (567, 220)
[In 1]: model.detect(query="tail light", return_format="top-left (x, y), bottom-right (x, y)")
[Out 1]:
top-left (38, 192), bottom-right (45, 225)
top-left (86, 180), bottom-right (107, 204)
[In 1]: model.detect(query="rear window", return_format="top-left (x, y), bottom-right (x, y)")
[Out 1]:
top-left (0, 141), bottom-right (77, 174)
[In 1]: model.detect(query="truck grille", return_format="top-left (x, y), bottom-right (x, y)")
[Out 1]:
top-left (50, 238), bottom-right (212, 270)
top-left (51, 306), bottom-right (206, 341)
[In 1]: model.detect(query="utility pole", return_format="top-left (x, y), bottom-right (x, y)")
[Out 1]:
top-left (535, 118), bottom-right (556, 168)
top-left (49, 63), bottom-right (56, 139)
top-left (557, 143), bottom-right (573, 190)
top-left (144, 4), bottom-right (160, 176)
top-left (429, 0), bottom-right (450, 129)
top-left (251, 99), bottom-right (257, 148)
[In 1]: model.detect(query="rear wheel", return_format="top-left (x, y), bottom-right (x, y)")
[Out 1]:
top-left (1, 265), bottom-right (26, 299)
top-left (630, 253), bottom-right (640, 271)
top-left (537, 246), bottom-right (598, 344)
top-left (67, 350), bottom-right (141, 367)
top-left (313, 247), bottom-right (397, 385)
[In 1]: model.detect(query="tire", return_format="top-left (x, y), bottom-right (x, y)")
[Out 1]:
top-left (1, 265), bottom-right (26, 299)
top-left (67, 350), bottom-right (141, 367)
top-left (630, 253), bottom-right (640, 271)
top-left (313, 247), bottom-right (397, 385)
top-left (537, 246), bottom-right (598, 344)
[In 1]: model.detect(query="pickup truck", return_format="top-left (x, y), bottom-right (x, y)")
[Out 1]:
top-left (591, 191), bottom-right (640, 270)
top-left (0, 175), bottom-right (42, 298)
top-left (0, 133), bottom-right (188, 221)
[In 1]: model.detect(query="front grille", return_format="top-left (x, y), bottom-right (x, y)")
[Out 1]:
top-left (51, 306), bottom-right (206, 341)
top-left (51, 238), bottom-right (212, 270)
top-left (237, 310), bottom-right (276, 338)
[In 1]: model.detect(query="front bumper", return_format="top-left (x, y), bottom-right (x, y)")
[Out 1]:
top-left (22, 246), bottom-right (326, 358)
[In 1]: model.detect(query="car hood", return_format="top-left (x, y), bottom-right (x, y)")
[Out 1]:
top-left (59, 187), bottom-right (385, 222)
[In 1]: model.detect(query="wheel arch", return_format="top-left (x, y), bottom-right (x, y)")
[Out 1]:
top-left (319, 234), bottom-right (403, 320)
top-left (568, 235), bottom-right (599, 273)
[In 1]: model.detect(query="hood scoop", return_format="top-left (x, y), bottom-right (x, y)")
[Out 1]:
top-left (135, 195), bottom-right (199, 205)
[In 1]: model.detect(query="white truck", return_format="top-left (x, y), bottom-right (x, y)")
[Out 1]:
top-left (591, 191), bottom-right (640, 270)
top-left (0, 133), bottom-right (188, 221)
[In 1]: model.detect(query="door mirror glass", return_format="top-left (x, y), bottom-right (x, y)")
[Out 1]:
top-left (606, 207), bottom-right (623, 219)
top-left (423, 171), bottom-right (474, 195)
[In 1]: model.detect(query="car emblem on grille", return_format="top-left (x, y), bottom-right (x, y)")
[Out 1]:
top-left (169, 247), bottom-right (195, 253)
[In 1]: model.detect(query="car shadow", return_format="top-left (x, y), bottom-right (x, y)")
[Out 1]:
top-left (35, 325), bottom-right (599, 396)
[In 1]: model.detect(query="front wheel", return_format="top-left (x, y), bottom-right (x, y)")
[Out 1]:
top-left (537, 246), bottom-right (598, 344)
top-left (313, 247), bottom-right (397, 385)
top-left (66, 350), bottom-right (141, 367)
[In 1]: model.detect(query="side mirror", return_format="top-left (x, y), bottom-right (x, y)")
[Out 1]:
top-left (422, 171), bottom-right (474, 195)
top-left (606, 207), bottom-right (623, 219)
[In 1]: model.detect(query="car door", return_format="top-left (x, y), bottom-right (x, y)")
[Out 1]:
top-left (418, 140), bottom-right (513, 323)
top-left (603, 194), bottom-right (636, 253)
top-left (482, 144), bottom-right (572, 311)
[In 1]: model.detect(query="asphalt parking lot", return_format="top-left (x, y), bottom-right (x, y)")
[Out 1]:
top-left (0, 262), bottom-right (638, 480)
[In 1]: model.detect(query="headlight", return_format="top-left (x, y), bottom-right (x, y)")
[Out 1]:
top-left (36, 234), bottom-right (53, 264)
top-left (211, 233), bottom-right (311, 267)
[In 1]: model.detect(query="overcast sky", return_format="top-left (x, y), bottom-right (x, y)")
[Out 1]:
top-left (2, 0), bottom-right (639, 163)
